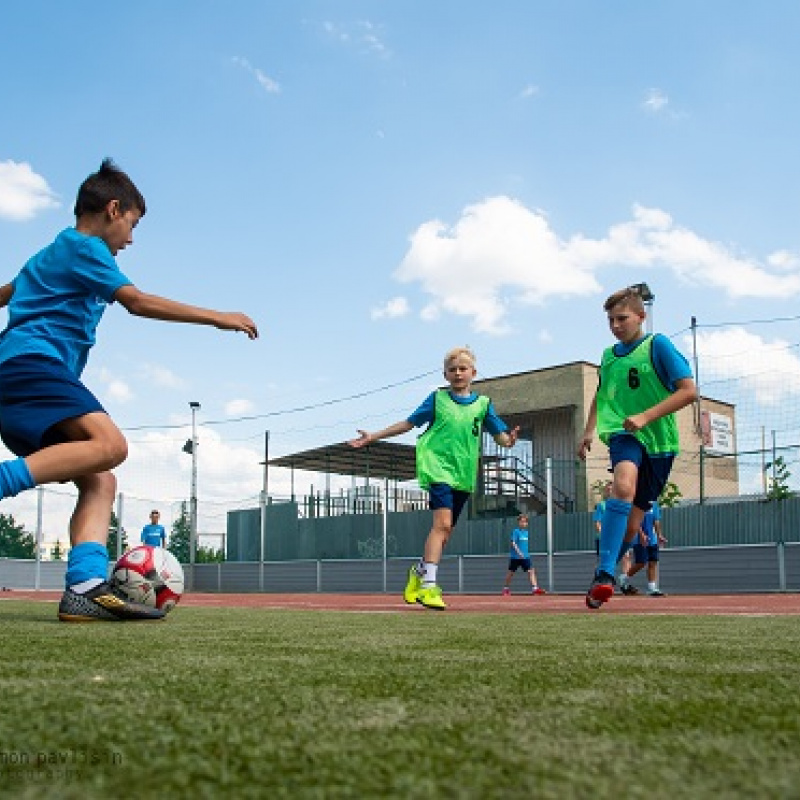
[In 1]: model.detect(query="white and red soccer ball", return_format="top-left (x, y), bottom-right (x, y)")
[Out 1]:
top-left (111, 545), bottom-right (184, 613)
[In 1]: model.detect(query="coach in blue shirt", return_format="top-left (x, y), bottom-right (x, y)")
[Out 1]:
top-left (141, 510), bottom-right (166, 548)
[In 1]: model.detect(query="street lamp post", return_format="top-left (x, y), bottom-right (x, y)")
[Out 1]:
top-left (632, 282), bottom-right (655, 333)
top-left (189, 402), bottom-right (200, 578)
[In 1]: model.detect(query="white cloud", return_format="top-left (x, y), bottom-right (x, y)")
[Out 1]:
top-left (394, 197), bottom-right (800, 334)
top-left (538, 329), bottom-right (553, 343)
top-left (225, 398), bottom-right (254, 416)
top-left (689, 327), bottom-right (800, 407)
top-left (768, 250), bottom-right (799, 271)
top-left (139, 362), bottom-right (186, 390)
top-left (90, 366), bottom-right (133, 404)
top-left (0, 161), bottom-right (60, 221)
top-left (518, 84), bottom-right (540, 99)
top-left (395, 196), bottom-right (601, 334)
top-left (642, 88), bottom-right (669, 113)
top-left (322, 20), bottom-right (391, 58)
top-left (232, 56), bottom-right (281, 93)
top-left (371, 296), bottom-right (410, 320)
top-left (107, 379), bottom-right (133, 403)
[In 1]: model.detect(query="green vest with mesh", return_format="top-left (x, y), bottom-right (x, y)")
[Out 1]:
top-left (596, 335), bottom-right (680, 455)
top-left (416, 391), bottom-right (490, 491)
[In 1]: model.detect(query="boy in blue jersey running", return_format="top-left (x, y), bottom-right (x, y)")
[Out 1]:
top-left (619, 501), bottom-right (667, 596)
top-left (141, 510), bottom-right (167, 548)
top-left (349, 347), bottom-right (519, 610)
top-left (577, 287), bottom-right (695, 610)
top-left (502, 514), bottom-right (546, 595)
top-left (0, 159), bottom-right (258, 621)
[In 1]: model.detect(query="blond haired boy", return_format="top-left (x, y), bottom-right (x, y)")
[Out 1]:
top-left (350, 347), bottom-right (518, 609)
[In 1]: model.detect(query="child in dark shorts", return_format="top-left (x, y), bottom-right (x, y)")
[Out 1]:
top-left (0, 159), bottom-right (258, 621)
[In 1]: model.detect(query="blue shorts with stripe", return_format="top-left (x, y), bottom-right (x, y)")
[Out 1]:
top-left (609, 434), bottom-right (674, 512)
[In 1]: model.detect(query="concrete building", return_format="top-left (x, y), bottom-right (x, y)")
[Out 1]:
top-left (475, 361), bottom-right (737, 513)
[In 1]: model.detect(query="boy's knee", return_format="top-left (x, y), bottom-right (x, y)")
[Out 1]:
top-left (101, 434), bottom-right (128, 469)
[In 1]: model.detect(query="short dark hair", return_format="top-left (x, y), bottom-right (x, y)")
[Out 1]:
top-left (73, 158), bottom-right (146, 218)
top-left (603, 286), bottom-right (645, 314)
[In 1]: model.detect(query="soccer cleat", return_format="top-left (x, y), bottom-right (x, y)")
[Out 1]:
top-left (416, 584), bottom-right (446, 610)
top-left (403, 565), bottom-right (422, 605)
top-left (585, 571), bottom-right (615, 610)
top-left (502, 587), bottom-right (510, 596)
top-left (620, 583), bottom-right (639, 596)
top-left (58, 581), bottom-right (165, 622)
top-left (533, 587), bottom-right (547, 595)
top-left (647, 589), bottom-right (666, 597)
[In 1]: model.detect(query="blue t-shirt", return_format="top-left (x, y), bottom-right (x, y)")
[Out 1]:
top-left (407, 391), bottom-right (507, 436)
top-left (612, 334), bottom-right (693, 392)
top-left (592, 501), bottom-right (606, 536)
top-left (141, 524), bottom-right (166, 547)
top-left (509, 527), bottom-right (530, 559)
top-left (640, 502), bottom-right (662, 546)
top-left (0, 228), bottom-right (132, 377)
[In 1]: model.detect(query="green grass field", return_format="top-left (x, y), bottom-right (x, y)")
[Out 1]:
top-left (2, 601), bottom-right (800, 799)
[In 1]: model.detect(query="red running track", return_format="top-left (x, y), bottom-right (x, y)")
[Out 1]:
top-left (3, 590), bottom-right (800, 615)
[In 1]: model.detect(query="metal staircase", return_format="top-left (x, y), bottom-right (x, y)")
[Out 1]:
top-left (479, 453), bottom-right (573, 515)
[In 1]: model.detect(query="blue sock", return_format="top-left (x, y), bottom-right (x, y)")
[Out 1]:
top-left (0, 457), bottom-right (35, 499)
top-left (597, 498), bottom-right (632, 578)
top-left (65, 542), bottom-right (109, 589)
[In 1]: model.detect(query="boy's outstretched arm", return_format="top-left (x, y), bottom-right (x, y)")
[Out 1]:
top-left (577, 395), bottom-right (598, 461)
top-left (114, 286), bottom-right (258, 339)
top-left (348, 421), bottom-right (414, 449)
top-left (622, 378), bottom-right (697, 434)
top-left (493, 426), bottom-right (520, 448)
top-left (0, 283), bottom-right (13, 309)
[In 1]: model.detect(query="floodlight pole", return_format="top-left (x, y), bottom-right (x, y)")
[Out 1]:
top-left (632, 282), bottom-right (655, 334)
top-left (189, 402), bottom-right (200, 580)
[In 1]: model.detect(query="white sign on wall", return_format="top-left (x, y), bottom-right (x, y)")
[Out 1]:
top-left (701, 411), bottom-right (735, 455)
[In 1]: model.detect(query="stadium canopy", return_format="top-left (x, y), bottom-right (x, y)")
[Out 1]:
top-left (268, 441), bottom-right (417, 482)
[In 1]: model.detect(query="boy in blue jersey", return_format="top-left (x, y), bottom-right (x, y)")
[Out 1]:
top-left (577, 287), bottom-right (695, 610)
top-left (592, 480), bottom-right (612, 560)
top-left (349, 347), bottom-right (519, 610)
top-left (502, 514), bottom-right (545, 595)
top-left (0, 159), bottom-right (258, 621)
top-left (141, 510), bottom-right (167, 548)
top-left (619, 501), bottom-right (667, 596)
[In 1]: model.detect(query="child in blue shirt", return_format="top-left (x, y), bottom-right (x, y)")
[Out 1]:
top-left (502, 514), bottom-right (545, 595)
top-left (0, 159), bottom-right (258, 621)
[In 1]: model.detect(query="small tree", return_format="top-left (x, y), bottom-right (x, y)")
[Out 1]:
top-left (590, 479), bottom-right (607, 503)
top-left (168, 502), bottom-right (191, 564)
top-left (658, 481), bottom-right (683, 508)
top-left (196, 544), bottom-right (225, 564)
top-left (766, 456), bottom-right (794, 501)
top-left (0, 513), bottom-right (36, 559)
top-left (50, 540), bottom-right (66, 561)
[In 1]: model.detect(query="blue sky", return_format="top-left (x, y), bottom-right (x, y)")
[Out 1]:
top-left (2, 1), bottom-right (799, 541)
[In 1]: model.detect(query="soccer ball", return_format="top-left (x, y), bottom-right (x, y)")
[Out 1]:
top-left (111, 546), bottom-right (184, 612)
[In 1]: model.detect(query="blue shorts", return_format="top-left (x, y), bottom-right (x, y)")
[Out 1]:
top-left (609, 434), bottom-right (674, 512)
top-left (633, 543), bottom-right (660, 564)
top-left (508, 557), bottom-right (531, 572)
top-left (0, 355), bottom-right (105, 457)
top-left (428, 483), bottom-right (470, 525)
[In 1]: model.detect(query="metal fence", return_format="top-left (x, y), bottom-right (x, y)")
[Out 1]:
top-left (3, 542), bottom-right (800, 595)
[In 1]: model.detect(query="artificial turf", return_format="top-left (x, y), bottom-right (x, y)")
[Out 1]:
top-left (1, 601), bottom-right (799, 799)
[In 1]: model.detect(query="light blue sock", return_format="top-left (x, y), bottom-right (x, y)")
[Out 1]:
top-left (0, 457), bottom-right (35, 499)
top-left (65, 542), bottom-right (109, 589)
top-left (597, 498), bottom-right (633, 578)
